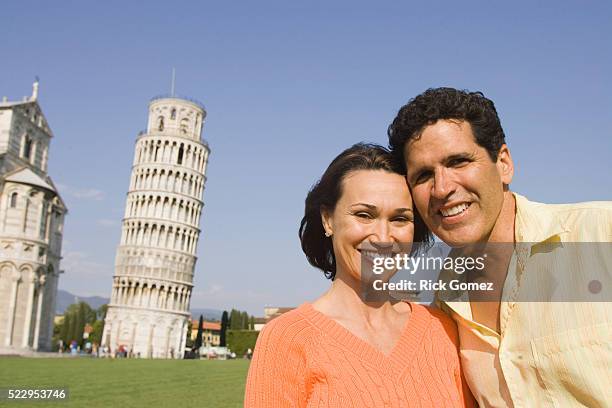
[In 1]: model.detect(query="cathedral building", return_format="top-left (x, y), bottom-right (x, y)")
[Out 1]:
top-left (0, 81), bottom-right (67, 352)
top-left (102, 95), bottom-right (210, 358)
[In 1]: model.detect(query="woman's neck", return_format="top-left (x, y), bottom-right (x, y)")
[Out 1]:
top-left (313, 271), bottom-right (409, 327)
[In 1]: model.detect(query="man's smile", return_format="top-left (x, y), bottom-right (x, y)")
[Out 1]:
top-left (435, 202), bottom-right (472, 225)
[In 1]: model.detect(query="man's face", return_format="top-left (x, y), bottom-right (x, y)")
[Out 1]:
top-left (404, 120), bottom-right (513, 246)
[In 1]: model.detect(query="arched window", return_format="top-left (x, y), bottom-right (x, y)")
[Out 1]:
top-left (10, 192), bottom-right (18, 208)
top-left (177, 145), bottom-right (184, 165)
top-left (180, 118), bottom-right (189, 134)
top-left (40, 201), bottom-right (49, 239)
top-left (157, 116), bottom-right (165, 131)
top-left (23, 135), bottom-right (33, 160)
top-left (170, 108), bottom-right (176, 120)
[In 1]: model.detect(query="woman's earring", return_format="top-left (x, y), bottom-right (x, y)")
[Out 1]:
top-left (325, 231), bottom-right (332, 237)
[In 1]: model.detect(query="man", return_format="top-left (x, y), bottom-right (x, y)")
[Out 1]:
top-left (388, 88), bottom-right (611, 407)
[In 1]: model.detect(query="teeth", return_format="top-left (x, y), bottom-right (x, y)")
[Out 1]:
top-left (440, 203), bottom-right (469, 217)
top-left (361, 250), bottom-right (394, 260)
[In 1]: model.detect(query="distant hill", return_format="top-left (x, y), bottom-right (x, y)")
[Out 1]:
top-left (55, 289), bottom-right (223, 321)
top-left (190, 308), bottom-right (224, 321)
top-left (55, 289), bottom-right (109, 314)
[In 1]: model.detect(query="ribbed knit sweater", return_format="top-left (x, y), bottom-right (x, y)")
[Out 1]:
top-left (244, 302), bottom-right (473, 407)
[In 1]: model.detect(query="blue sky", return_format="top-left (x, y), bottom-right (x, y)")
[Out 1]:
top-left (2, 1), bottom-right (611, 315)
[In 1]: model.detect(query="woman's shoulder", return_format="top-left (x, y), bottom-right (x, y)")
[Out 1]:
top-left (256, 303), bottom-right (320, 348)
top-left (412, 302), bottom-right (459, 346)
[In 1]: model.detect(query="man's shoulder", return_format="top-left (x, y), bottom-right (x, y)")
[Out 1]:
top-left (534, 199), bottom-right (612, 228)
top-left (543, 200), bottom-right (612, 214)
top-left (517, 193), bottom-right (612, 214)
top-left (515, 193), bottom-right (612, 241)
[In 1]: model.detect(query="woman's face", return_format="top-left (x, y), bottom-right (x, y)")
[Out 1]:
top-left (322, 170), bottom-right (415, 282)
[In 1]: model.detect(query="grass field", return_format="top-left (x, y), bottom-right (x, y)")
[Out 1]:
top-left (0, 357), bottom-right (250, 407)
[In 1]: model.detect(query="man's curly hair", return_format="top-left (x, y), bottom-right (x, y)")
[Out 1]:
top-left (387, 87), bottom-right (506, 168)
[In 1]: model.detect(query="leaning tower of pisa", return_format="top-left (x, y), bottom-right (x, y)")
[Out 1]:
top-left (102, 95), bottom-right (210, 359)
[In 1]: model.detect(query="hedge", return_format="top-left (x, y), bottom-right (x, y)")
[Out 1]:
top-left (226, 330), bottom-right (259, 356)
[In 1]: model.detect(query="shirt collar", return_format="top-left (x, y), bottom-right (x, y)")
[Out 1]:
top-left (513, 192), bottom-right (571, 244)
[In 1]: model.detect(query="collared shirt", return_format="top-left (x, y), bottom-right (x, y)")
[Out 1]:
top-left (440, 193), bottom-right (612, 408)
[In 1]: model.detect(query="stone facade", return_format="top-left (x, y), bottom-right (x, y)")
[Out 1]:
top-left (189, 320), bottom-right (221, 347)
top-left (102, 96), bottom-right (210, 358)
top-left (0, 82), bottom-right (67, 352)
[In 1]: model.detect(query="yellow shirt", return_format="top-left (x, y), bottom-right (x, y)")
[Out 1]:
top-left (440, 193), bottom-right (612, 408)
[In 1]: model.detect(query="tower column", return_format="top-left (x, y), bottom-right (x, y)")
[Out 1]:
top-left (22, 274), bottom-right (37, 348)
top-left (5, 271), bottom-right (21, 346)
top-left (168, 287), bottom-right (176, 310)
top-left (33, 275), bottom-right (47, 350)
top-left (114, 320), bottom-right (122, 352)
top-left (165, 327), bottom-right (172, 358)
top-left (147, 284), bottom-right (153, 308)
top-left (135, 282), bottom-right (143, 306)
top-left (45, 271), bottom-right (60, 350)
top-left (178, 320), bottom-right (187, 356)
top-left (128, 281), bottom-right (135, 306)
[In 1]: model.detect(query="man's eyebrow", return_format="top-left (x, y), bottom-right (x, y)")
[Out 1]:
top-left (443, 152), bottom-right (474, 165)
top-left (408, 152), bottom-right (475, 176)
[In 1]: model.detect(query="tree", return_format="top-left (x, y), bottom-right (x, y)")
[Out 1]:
top-left (240, 311), bottom-right (248, 330)
top-left (220, 311), bottom-right (228, 347)
top-left (90, 304), bottom-right (108, 345)
top-left (89, 320), bottom-right (104, 345)
top-left (229, 309), bottom-right (241, 330)
top-left (193, 315), bottom-right (204, 353)
top-left (54, 301), bottom-right (109, 353)
top-left (73, 308), bottom-right (83, 345)
top-left (65, 309), bottom-right (76, 343)
top-left (249, 316), bottom-right (255, 330)
top-left (73, 303), bottom-right (87, 346)
top-left (59, 314), bottom-right (70, 345)
top-left (55, 301), bottom-right (95, 348)
top-left (52, 318), bottom-right (62, 351)
top-left (97, 304), bottom-right (108, 321)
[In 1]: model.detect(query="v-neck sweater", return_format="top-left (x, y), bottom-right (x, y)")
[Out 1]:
top-left (245, 302), bottom-right (473, 407)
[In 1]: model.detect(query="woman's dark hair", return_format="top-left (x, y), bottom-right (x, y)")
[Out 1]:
top-left (299, 143), bottom-right (431, 280)
top-left (388, 87), bottom-right (506, 168)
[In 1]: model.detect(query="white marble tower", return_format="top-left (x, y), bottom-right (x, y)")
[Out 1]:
top-left (0, 81), bottom-right (67, 352)
top-left (102, 95), bottom-right (210, 358)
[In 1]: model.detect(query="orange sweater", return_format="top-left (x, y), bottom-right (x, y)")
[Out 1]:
top-left (245, 302), bottom-right (473, 407)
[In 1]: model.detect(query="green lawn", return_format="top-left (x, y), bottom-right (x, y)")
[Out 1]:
top-left (0, 357), bottom-right (250, 408)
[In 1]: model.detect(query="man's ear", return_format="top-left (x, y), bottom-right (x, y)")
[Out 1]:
top-left (496, 144), bottom-right (514, 185)
top-left (320, 206), bottom-right (333, 237)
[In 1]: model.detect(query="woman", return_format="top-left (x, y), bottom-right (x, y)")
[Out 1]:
top-left (245, 143), bottom-right (473, 407)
